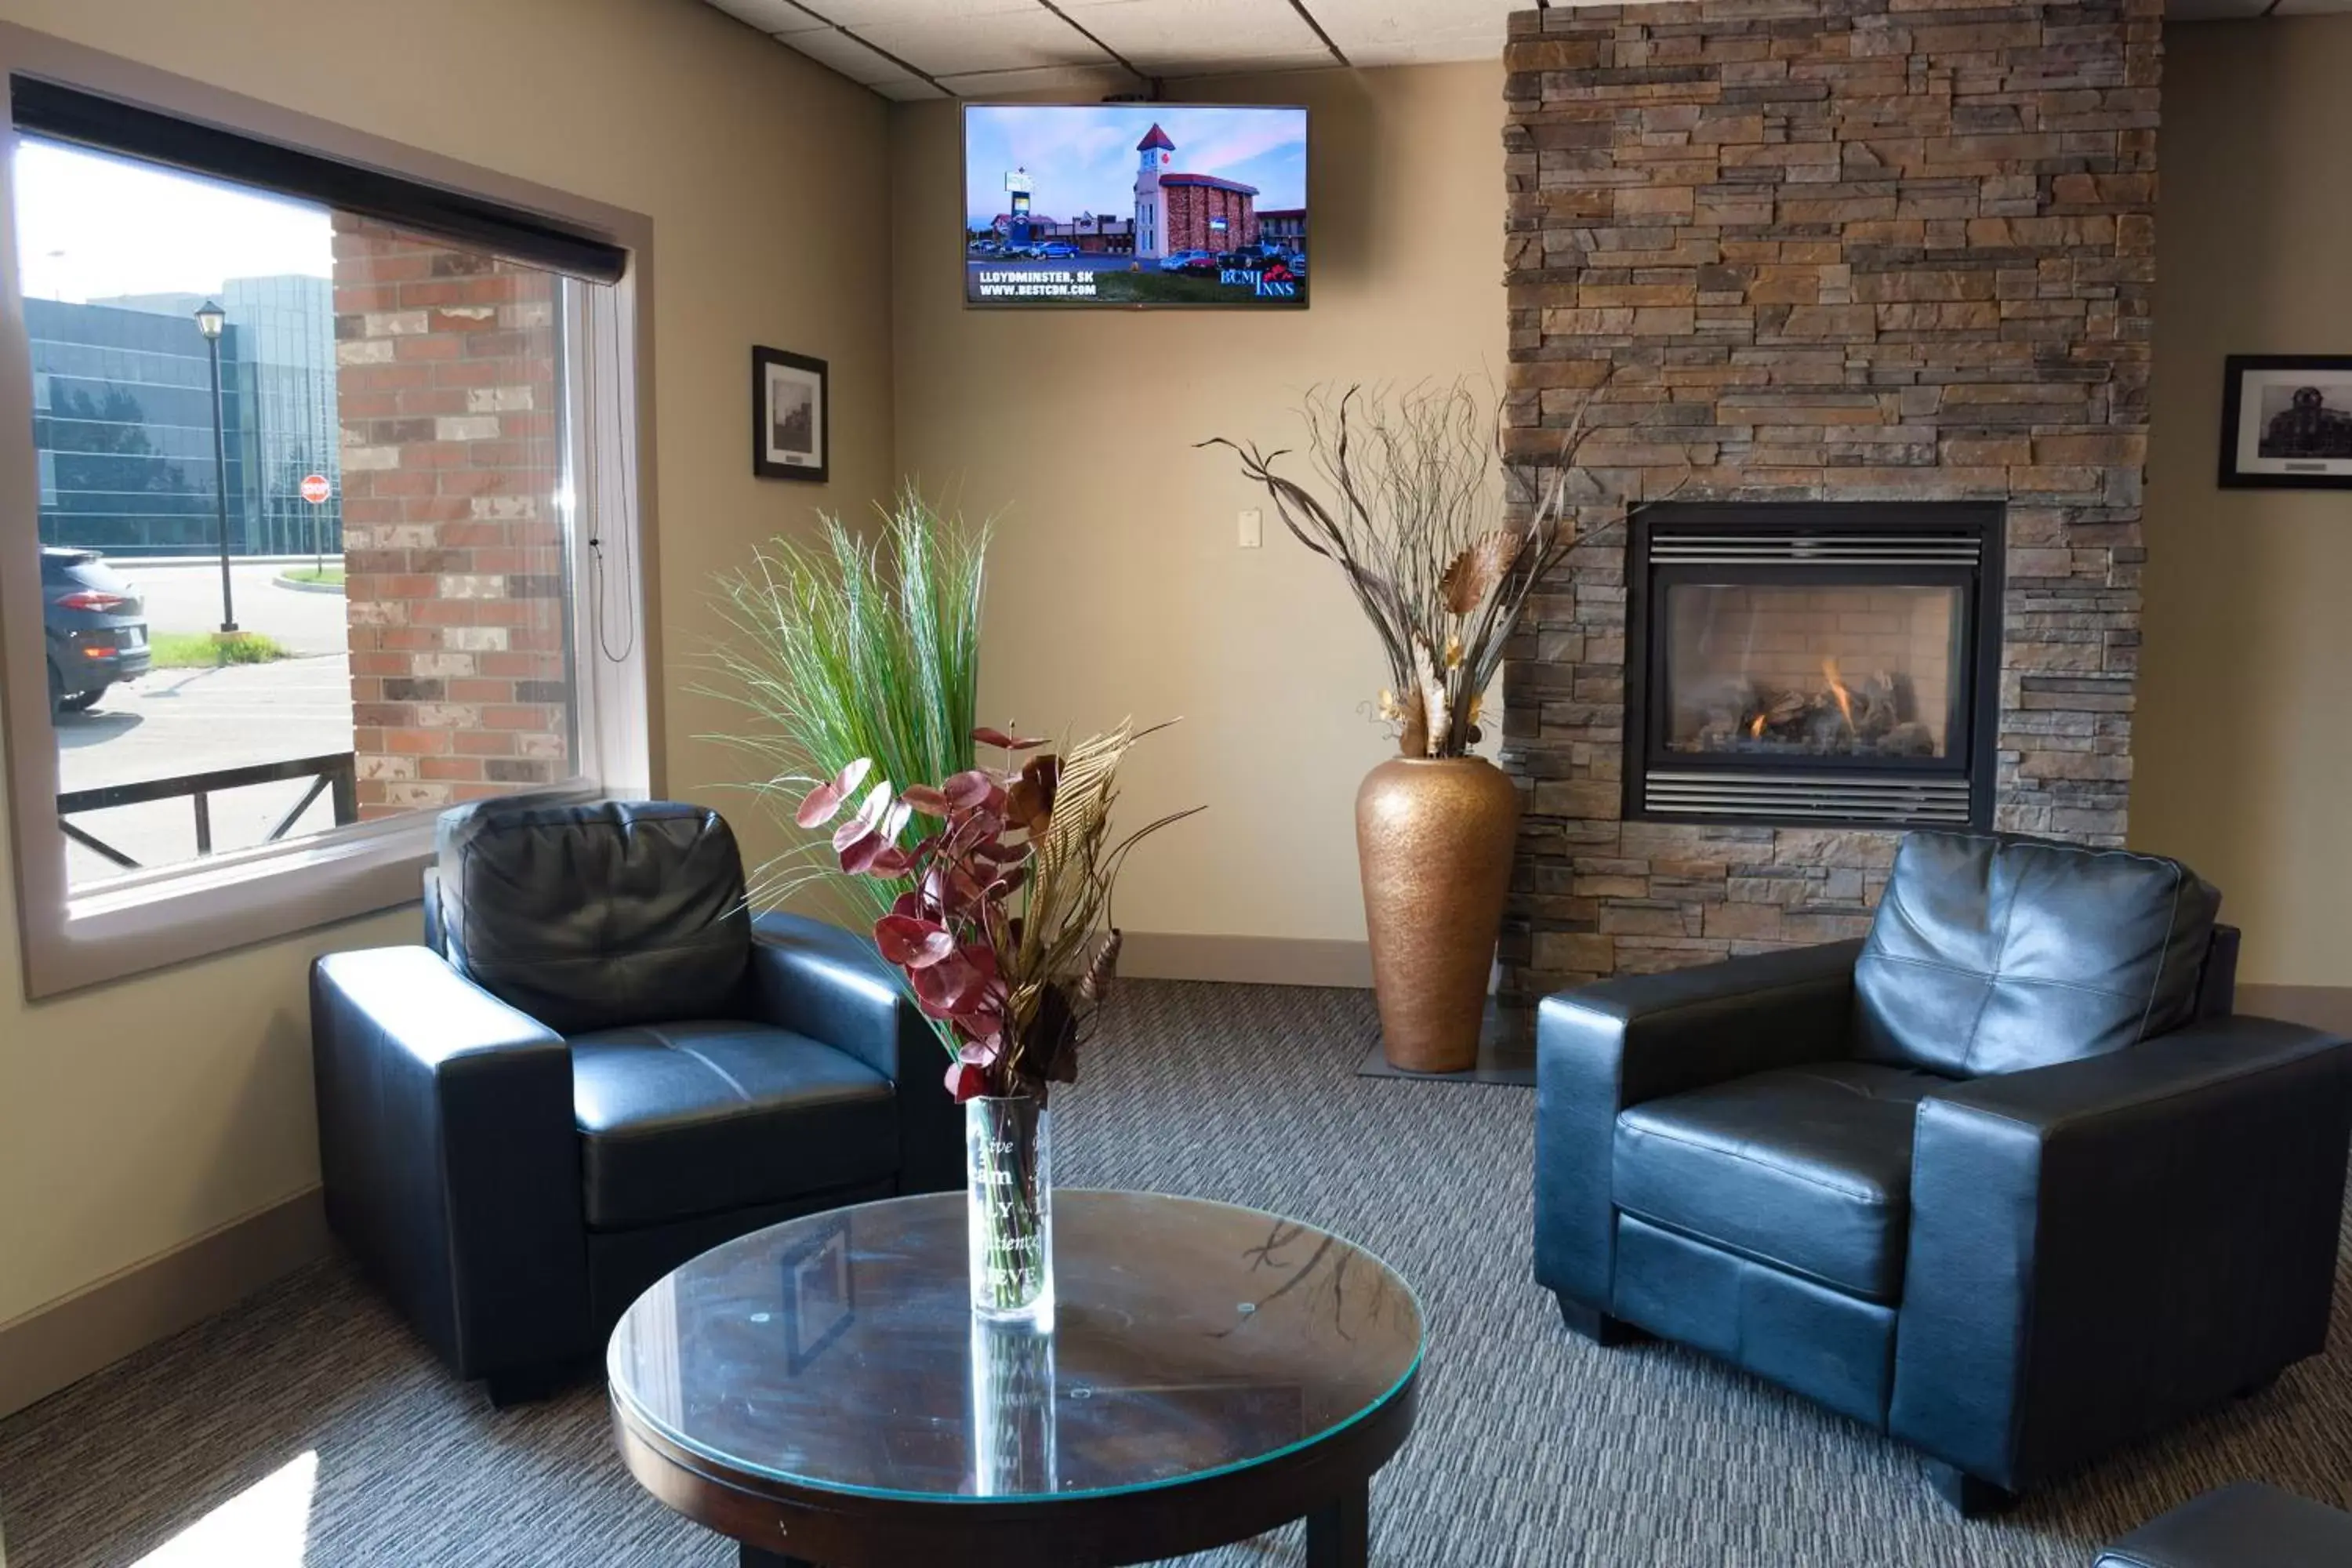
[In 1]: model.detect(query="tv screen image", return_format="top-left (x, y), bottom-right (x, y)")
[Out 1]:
top-left (963, 103), bottom-right (1308, 309)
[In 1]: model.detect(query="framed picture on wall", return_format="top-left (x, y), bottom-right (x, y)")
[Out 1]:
top-left (753, 346), bottom-right (829, 482)
top-left (2218, 354), bottom-right (2352, 489)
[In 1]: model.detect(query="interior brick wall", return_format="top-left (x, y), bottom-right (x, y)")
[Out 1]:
top-left (1498, 0), bottom-right (2160, 1004)
top-left (331, 218), bottom-right (570, 820)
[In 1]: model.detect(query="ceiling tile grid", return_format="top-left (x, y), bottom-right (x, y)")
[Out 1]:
top-left (699, 0), bottom-right (1515, 90)
top-left (857, 8), bottom-right (1116, 77)
top-left (701, 0), bottom-right (2352, 99)
top-left (768, 22), bottom-right (912, 85)
top-left (1051, 0), bottom-right (1340, 74)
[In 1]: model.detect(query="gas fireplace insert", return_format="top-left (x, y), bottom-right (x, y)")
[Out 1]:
top-left (1623, 503), bottom-right (2002, 829)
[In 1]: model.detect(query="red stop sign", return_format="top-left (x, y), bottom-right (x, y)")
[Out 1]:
top-left (299, 474), bottom-right (331, 505)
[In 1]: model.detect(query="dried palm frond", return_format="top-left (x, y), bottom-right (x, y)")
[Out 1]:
top-left (1001, 720), bottom-right (1199, 1082)
top-left (1441, 528), bottom-right (1523, 615)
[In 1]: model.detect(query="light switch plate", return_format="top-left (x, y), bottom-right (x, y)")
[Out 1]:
top-left (1239, 508), bottom-right (1262, 548)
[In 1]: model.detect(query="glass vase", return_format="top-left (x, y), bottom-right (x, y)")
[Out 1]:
top-left (966, 1094), bottom-right (1053, 1323)
top-left (969, 1312), bottom-right (1058, 1496)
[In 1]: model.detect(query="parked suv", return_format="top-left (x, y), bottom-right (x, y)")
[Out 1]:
top-left (42, 546), bottom-right (149, 715)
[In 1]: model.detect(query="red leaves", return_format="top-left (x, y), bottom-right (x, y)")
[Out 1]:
top-left (795, 758), bottom-right (873, 829)
top-left (900, 783), bottom-right (953, 817)
top-left (796, 734), bottom-right (1083, 1101)
top-left (942, 769), bottom-right (1000, 814)
top-left (874, 914), bottom-right (954, 969)
top-left (832, 780), bottom-right (912, 874)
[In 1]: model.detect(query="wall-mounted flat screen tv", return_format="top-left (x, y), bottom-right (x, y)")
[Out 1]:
top-left (964, 103), bottom-right (1308, 309)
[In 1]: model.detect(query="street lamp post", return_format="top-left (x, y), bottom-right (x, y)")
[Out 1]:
top-left (194, 299), bottom-right (238, 634)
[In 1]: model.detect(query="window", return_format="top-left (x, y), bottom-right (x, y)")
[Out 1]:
top-left (19, 141), bottom-right (585, 887)
top-left (1, 57), bottom-right (652, 995)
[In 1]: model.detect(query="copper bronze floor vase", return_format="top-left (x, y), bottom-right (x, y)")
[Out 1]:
top-left (1355, 755), bottom-right (1519, 1073)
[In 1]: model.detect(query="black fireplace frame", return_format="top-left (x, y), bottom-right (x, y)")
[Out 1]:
top-left (1622, 501), bottom-right (2003, 829)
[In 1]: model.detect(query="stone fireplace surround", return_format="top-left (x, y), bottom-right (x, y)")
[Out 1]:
top-left (1497, 0), bottom-right (2159, 1007)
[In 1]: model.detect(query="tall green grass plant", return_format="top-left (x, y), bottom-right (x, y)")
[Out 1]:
top-left (709, 486), bottom-right (987, 917)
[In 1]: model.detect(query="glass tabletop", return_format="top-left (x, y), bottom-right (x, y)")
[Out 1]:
top-left (607, 1189), bottom-right (1423, 1505)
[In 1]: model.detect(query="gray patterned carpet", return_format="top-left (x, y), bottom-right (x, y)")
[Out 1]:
top-left (4, 979), bottom-right (2350, 1567)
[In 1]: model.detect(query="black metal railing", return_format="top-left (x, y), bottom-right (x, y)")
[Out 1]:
top-left (57, 751), bottom-right (359, 871)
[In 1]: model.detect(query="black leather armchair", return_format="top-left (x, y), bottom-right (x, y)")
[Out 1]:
top-left (1535, 830), bottom-right (2352, 1514)
top-left (311, 799), bottom-right (959, 1402)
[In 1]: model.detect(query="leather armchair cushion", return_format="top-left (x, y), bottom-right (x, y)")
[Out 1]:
top-left (570, 1021), bottom-right (898, 1230)
top-left (2095, 1482), bottom-right (2352, 1568)
top-left (434, 799), bottom-right (752, 1036)
top-left (1613, 1062), bottom-right (1947, 1302)
top-left (1854, 831), bottom-right (2221, 1077)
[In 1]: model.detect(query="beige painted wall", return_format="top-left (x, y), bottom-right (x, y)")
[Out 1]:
top-left (892, 62), bottom-right (1508, 942)
top-left (2136, 17), bottom-right (2352, 987)
top-left (0, 0), bottom-right (895, 1327)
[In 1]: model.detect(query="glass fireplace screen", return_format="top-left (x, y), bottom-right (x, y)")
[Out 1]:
top-left (1660, 582), bottom-right (1964, 761)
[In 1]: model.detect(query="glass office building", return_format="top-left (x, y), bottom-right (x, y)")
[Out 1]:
top-left (225, 274), bottom-right (342, 559)
top-left (26, 275), bottom-right (339, 557)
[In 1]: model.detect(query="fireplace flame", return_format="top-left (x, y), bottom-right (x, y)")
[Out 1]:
top-left (1822, 658), bottom-right (1856, 734)
top-left (1749, 713), bottom-right (1767, 739)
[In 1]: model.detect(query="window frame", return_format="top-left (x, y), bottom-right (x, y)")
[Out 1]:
top-left (0, 24), bottom-right (662, 999)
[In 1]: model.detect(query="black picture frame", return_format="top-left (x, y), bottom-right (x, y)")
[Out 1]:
top-left (2217, 354), bottom-right (2352, 490)
top-left (753, 346), bottom-right (829, 482)
top-left (778, 1213), bottom-right (855, 1373)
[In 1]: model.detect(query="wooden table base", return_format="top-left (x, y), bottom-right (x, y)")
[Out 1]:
top-left (735, 1479), bottom-right (1374, 1568)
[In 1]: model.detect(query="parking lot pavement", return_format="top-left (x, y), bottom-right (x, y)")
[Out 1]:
top-left (126, 559), bottom-right (350, 655)
top-left (54, 654), bottom-right (356, 885)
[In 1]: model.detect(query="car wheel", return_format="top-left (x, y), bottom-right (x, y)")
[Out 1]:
top-left (59, 685), bottom-right (103, 713)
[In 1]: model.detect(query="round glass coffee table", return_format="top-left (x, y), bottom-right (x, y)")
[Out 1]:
top-left (608, 1189), bottom-right (1422, 1568)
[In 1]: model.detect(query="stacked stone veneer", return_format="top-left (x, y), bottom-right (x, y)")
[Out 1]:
top-left (1497, 0), bottom-right (2159, 1004)
top-left (332, 218), bottom-right (569, 820)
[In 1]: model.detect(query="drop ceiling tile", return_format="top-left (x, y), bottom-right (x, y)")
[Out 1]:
top-left (872, 76), bottom-right (953, 101)
top-left (851, 9), bottom-right (1116, 77)
top-left (1056, 0), bottom-right (1335, 76)
top-left (704, 0), bottom-right (822, 34)
top-left (938, 63), bottom-right (1144, 100)
top-left (774, 24), bottom-right (913, 84)
top-left (793, 0), bottom-right (1046, 27)
top-left (1304, 0), bottom-right (1511, 65)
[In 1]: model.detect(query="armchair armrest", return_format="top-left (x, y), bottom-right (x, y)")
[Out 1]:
top-left (1535, 939), bottom-right (1863, 1305)
top-left (745, 912), bottom-right (961, 1195)
top-left (310, 946), bottom-right (590, 1381)
top-left (1892, 1015), bottom-right (2352, 1489)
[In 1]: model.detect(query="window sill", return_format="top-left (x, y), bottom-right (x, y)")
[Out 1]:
top-left (27, 784), bottom-right (617, 997)
top-left (27, 814), bottom-right (434, 999)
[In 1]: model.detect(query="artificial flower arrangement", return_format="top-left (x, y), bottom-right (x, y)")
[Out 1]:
top-left (794, 720), bottom-right (1191, 1104)
top-left (793, 720), bottom-right (1196, 1317)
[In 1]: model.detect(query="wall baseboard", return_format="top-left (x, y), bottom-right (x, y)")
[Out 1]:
top-left (1118, 931), bottom-right (1374, 989)
top-left (0, 1186), bottom-right (330, 1420)
top-left (2239, 984), bottom-right (2352, 1036)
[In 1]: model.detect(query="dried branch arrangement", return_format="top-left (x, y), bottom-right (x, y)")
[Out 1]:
top-left (1202, 379), bottom-right (1617, 758)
